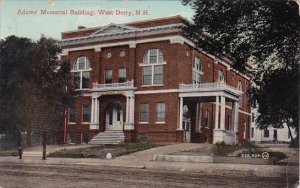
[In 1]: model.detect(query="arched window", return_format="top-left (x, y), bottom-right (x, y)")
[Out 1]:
top-left (142, 49), bottom-right (165, 85)
top-left (72, 56), bottom-right (91, 89)
top-left (218, 70), bottom-right (225, 82)
top-left (238, 80), bottom-right (243, 107)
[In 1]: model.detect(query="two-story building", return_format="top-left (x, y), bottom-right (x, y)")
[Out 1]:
top-left (58, 16), bottom-right (252, 144)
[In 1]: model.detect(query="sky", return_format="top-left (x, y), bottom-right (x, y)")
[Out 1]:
top-left (0, 0), bottom-right (194, 41)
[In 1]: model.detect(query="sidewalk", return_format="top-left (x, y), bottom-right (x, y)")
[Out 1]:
top-left (0, 143), bottom-right (298, 178)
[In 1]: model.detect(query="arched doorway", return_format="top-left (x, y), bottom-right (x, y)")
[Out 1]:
top-left (105, 103), bottom-right (123, 131)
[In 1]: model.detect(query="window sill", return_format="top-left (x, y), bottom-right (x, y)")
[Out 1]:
top-left (70, 68), bottom-right (92, 72)
top-left (155, 122), bottom-right (166, 124)
top-left (139, 122), bottom-right (149, 124)
top-left (74, 88), bottom-right (91, 91)
top-left (139, 62), bottom-right (167, 66)
top-left (141, 84), bottom-right (164, 87)
top-left (68, 122), bottom-right (76, 124)
top-left (82, 122), bottom-right (90, 124)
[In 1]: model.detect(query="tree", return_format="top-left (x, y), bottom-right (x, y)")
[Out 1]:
top-left (0, 35), bottom-right (72, 149)
top-left (183, 0), bottom-right (299, 146)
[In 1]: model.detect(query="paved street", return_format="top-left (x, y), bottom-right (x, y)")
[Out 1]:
top-left (0, 143), bottom-right (298, 187)
top-left (0, 163), bottom-right (296, 188)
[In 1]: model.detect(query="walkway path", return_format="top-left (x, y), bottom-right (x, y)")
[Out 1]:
top-left (0, 143), bottom-right (298, 178)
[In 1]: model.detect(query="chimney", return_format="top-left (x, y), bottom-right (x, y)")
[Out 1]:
top-left (78, 25), bottom-right (86, 29)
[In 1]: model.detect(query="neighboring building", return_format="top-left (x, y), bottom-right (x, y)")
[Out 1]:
top-left (250, 108), bottom-right (296, 143)
top-left (58, 16), bottom-right (252, 144)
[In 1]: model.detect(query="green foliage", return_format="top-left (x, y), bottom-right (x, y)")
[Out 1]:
top-left (0, 35), bottom-right (73, 147)
top-left (48, 143), bottom-right (158, 159)
top-left (183, 0), bottom-right (299, 70)
top-left (183, 0), bottom-right (299, 144)
top-left (211, 142), bottom-right (241, 156)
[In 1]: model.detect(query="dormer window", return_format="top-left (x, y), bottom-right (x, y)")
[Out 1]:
top-left (142, 49), bottom-right (165, 85)
top-left (72, 56), bottom-right (91, 89)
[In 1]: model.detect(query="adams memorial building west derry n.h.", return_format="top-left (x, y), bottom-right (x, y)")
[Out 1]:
top-left (58, 16), bottom-right (252, 145)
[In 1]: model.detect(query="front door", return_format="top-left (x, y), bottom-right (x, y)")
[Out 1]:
top-left (183, 118), bottom-right (191, 143)
top-left (106, 104), bottom-right (123, 131)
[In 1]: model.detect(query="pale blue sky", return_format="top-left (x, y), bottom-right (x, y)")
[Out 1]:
top-left (0, 0), bottom-right (194, 40)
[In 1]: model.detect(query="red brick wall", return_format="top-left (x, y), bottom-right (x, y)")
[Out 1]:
top-left (60, 16), bottom-right (252, 144)
top-left (134, 92), bottom-right (179, 142)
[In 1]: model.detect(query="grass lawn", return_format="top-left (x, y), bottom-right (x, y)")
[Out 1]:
top-left (48, 143), bottom-right (159, 159)
top-left (211, 141), bottom-right (287, 161)
top-left (0, 149), bottom-right (18, 156)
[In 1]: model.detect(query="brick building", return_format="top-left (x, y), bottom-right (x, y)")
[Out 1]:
top-left (59, 16), bottom-right (252, 144)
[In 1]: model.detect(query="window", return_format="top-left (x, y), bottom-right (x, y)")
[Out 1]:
top-left (218, 70), bottom-right (225, 82)
top-left (107, 52), bottom-right (112, 58)
top-left (142, 49), bottom-right (165, 85)
top-left (72, 56), bottom-right (91, 89)
top-left (205, 110), bottom-right (210, 127)
top-left (252, 113), bottom-right (255, 122)
top-left (156, 103), bottom-right (165, 122)
top-left (120, 50), bottom-right (126, 57)
top-left (193, 57), bottom-right (202, 84)
top-left (140, 104), bottom-right (149, 123)
top-left (153, 65), bottom-right (163, 85)
top-left (105, 70), bottom-right (112, 84)
top-left (264, 129), bottom-right (269, 138)
top-left (82, 104), bottom-right (91, 123)
top-left (118, 68), bottom-right (126, 83)
top-left (69, 105), bottom-right (76, 123)
top-left (238, 81), bottom-right (243, 107)
top-left (251, 128), bottom-right (254, 137)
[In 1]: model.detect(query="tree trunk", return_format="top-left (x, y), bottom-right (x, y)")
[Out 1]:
top-left (15, 129), bottom-right (22, 148)
top-left (42, 131), bottom-right (47, 160)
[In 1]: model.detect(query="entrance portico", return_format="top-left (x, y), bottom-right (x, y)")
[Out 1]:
top-left (178, 82), bottom-right (242, 144)
top-left (89, 80), bottom-right (136, 132)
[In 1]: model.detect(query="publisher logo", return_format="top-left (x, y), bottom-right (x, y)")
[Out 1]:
top-left (262, 152), bottom-right (269, 160)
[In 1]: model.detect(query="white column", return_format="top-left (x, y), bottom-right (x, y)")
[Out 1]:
top-left (214, 96), bottom-right (219, 130)
top-left (233, 101), bottom-right (239, 133)
top-left (91, 98), bottom-right (95, 123)
top-left (130, 96), bottom-right (135, 124)
top-left (126, 96), bottom-right (130, 123)
top-left (220, 96), bottom-right (226, 130)
top-left (178, 97), bottom-right (183, 130)
top-left (95, 98), bottom-right (99, 124)
top-left (198, 102), bottom-right (202, 132)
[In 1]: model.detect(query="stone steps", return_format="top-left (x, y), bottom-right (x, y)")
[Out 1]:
top-left (89, 130), bottom-right (125, 145)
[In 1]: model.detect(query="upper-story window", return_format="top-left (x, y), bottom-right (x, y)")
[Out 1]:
top-left (218, 70), bottom-right (225, 82)
top-left (72, 56), bottom-right (91, 89)
top-left (118, 68), bottom-right (126, 83)
top-left (142, 49), bottom-right (165, 85)
top-left (238, 80), bottom-right (243, 107)
top-left (193, 57), bottom-right (202, 84)
top-left (105, 69), bottom-right (113, 84)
